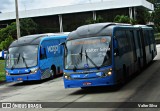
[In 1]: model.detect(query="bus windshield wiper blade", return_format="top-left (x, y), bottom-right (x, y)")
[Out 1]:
top-left (17, 53), bottom-right (20, 64)
top-left (64, 43), bottom-right (68, 57)
top-left (73, 65), bottom-right (77, 72)
top-left (22, 56), bottom-right (28, 69)
top-left (11, 53), bottom-right (20, 70)
top-left (11, 64), bottom-right (15, 70)
top-left (72, 46), bottom-right (83, 71)
top-left (85, 50), bottom-right (100, 70)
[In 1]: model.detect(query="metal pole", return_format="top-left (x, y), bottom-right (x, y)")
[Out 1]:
top-left (58, 15), bottom-right (63, 33)
top-left (133, 7), bottom-right (136, 20)
top-left (15, 0), bottom-right (20, 39)
top-left (129, 7), bottom-right (133, 19)
top-left (93, 11), bottom-right (96, 21)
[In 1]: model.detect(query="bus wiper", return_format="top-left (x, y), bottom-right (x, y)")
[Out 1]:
top-left (11, 53), bottom-right (20, 70)
top-left (72, 46), bottom-right (83, 72)
top-left (84, 50), bottom-right (100, 70)
top-left (64, 43), bottom-right (68, 57)
top-left (22, 56), bottom-right (28, 69)
top-left (73, 65), bottom-right (77, 72)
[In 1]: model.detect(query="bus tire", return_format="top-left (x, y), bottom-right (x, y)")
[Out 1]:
top-left (123, 64), bottom-right (127, 83)
top-left (138, 57), bottom-right (141, 72)
top-left (51, 65), bottom-right (56, 78)
top-left (152, 51), bottom-right (154, 60)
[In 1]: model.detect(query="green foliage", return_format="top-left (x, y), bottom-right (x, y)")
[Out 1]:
top-left (0, 18), bottom-right (38, 51)
top-left (0, 22), bottom-right (16, 41)
top-left (85, 16), bottom-right (104, 24)
top-left (20, 18), bottom-right (38, 36)
top-left (114, 15), bottom-right (137, 24)
top-left (152, 6), bottom-right (160, 32)
top-left (146, 0), bottom-right (160, 32)
top-left (155, 33), bottom-right (160, 39)
top-left (114, 15), bottom-right (130, 23)
top-left (0, 60), bottom-right (5, 81)
top-left (0, 36), bottom-right (14, 50)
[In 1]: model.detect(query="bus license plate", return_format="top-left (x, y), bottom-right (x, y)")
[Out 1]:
top-left (17, 78), bottom-right (22, 81)
top-left (83, 82), bottom-right (91, 86)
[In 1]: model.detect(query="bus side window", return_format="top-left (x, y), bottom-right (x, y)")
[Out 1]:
top-left (40, 47), bottom-right (47, 60)
top-left (113, 38), bottom-right (119, 56)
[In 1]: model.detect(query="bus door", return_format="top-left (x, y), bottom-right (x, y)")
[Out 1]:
top-left (39, 43), bottom-right (50, 79)
top-left (140, 29), bottom-right (147, 66)
top-left (130, 30), bottom-right (137, 62)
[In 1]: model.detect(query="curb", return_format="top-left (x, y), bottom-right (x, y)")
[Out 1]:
top-left (0, 80), bottom-right (6, 85)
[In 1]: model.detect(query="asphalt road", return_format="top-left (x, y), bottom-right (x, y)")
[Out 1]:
top-left (1, 45), bottom-right (160, 111)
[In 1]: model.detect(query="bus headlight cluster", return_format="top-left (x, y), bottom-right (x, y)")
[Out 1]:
top-left (30, 67), bottom-right (39, 74)
top-left (6, 70), bottom-right (10, 75)
top-left (104, 68), bottom-right (112, 76)
top-left (64, 72), bottom-right (71, 80)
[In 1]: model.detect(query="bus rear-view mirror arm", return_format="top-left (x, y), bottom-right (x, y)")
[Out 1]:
top-left (59, 42), bottom-right (65, 46)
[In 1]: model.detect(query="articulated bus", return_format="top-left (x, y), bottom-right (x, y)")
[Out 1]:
top-left (5, 33), bottom-right (68, 82)
top-left (63, 23), bottom-right (157, 88)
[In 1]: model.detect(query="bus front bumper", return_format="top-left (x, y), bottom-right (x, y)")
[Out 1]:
top-left (64, 76), bottom-right (116, 88)
top-left (6, 73), bottom-right (41, 82)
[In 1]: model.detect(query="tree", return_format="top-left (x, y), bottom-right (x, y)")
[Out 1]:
top-left (85, 16), bottom-right (104, 24)
top-left (0, 36), bottom-right (14, 50)
top-left (114, 15), bottom-right (137, 24)
top-left (0, 18), bottom-right (38, 50)
top-left (152, 6), bottom-right (160, 32)
top-left (20, 18), bottom-right (38, 36)
top-left (146, 0), bottom-right (160, 32)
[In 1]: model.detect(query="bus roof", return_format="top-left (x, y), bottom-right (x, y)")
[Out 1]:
top-left (67, 23), bottom-right (132, 40)
top-left (134, 25), bottom-right (153, 29)
top-left (9, 33), bottom-right (68, 48)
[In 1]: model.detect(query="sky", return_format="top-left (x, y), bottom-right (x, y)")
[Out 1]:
top-left (0, 0), bottom-right (106, 13)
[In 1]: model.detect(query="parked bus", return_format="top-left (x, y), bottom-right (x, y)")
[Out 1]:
top-left (63, 23), bottom-right (157, 88)
top-left (5, 33), bottom-right (68, 82)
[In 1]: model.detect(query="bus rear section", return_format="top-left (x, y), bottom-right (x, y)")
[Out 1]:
top-left (63, 23), bottom-right (157, 88)
top-left (5, 33), bottom-right (67, 82)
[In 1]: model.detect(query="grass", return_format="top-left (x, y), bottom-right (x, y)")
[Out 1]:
top-left (0, 60), bottom-right (5, 81)
top-left (155, 33), bottom-right (160, 40)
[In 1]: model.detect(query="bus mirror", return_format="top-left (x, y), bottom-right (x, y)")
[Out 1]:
top-left (1, 50), bottom-right (7, 59)
top-left (59, 42), bottom-right (65, 46)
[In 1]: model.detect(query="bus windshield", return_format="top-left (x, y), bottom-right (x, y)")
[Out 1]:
top-left (6, 45), bottom-right (38, 69)
top-left (65, 36), bottom-right (111, 70)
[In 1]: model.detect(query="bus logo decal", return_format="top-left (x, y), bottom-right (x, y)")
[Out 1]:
top-left (84, 64), bottom-right (89, 68)
top-left (47, 45), bottom-right (59, 54)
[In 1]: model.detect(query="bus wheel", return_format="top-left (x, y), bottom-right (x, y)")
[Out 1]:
top-left (51, 65), bottom-right (56, 78)
top-left (123, 65), bottom-right (127, 83)
top-left (49, 70), bottom-right (54, 79)
top-left (138, 57), bottom-right (141, 72)
top-left (152, 51), bottom-right (154, 60)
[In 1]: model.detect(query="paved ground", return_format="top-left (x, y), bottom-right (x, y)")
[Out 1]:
top-left (1, 45), bottom-right (160, 111)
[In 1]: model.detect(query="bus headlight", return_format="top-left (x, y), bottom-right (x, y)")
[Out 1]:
top-left (64, 73), bottom-right (71, 80)
top-left (6, 71), bottom-right (10, 75)
top-left (30, 67), bottom-right (39, 74)
top-left (104, 68), bottom-right (112, 76)
top-left (107, 71), bottom-right (112, 75)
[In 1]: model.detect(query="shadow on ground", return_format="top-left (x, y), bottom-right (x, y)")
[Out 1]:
top-left (10, 74), bottom-right (63, 86)
top-left (70, 60), bottom-right (157, 95)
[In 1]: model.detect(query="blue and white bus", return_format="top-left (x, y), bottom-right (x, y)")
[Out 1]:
top-left (63, 23), bottom-right (157, 88)
top-left (5, 33), bottom-right (68, 82)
